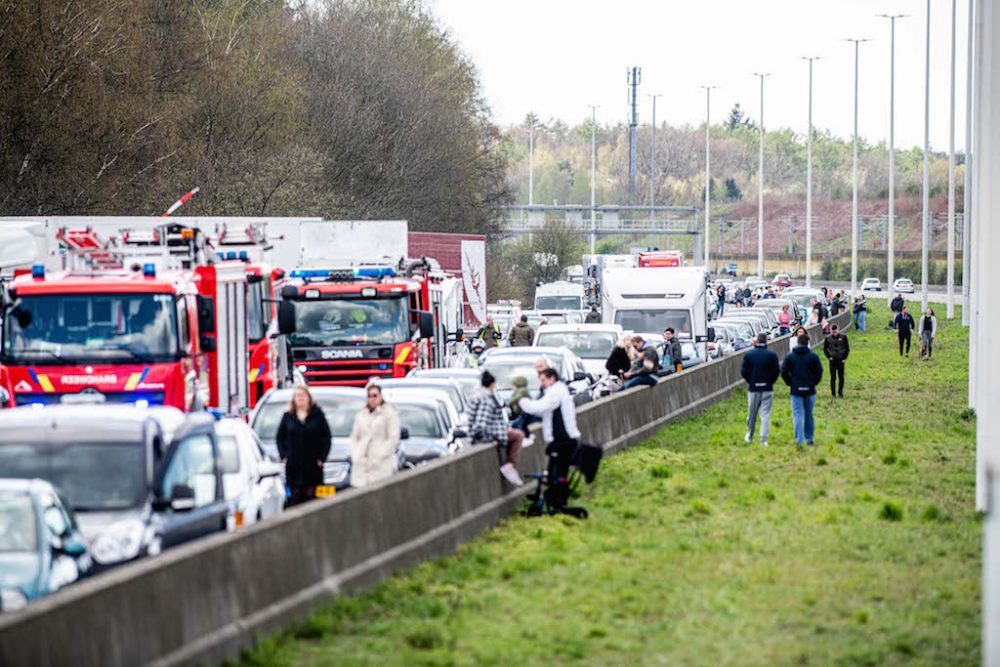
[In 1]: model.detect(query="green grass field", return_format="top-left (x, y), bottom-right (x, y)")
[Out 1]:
top-left (238, 302), bottom-right (979, 667)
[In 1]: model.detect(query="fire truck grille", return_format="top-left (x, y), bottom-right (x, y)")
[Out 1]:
top-left (300, 360), bottom-right (394, 386)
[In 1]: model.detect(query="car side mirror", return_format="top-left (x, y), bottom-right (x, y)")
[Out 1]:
top-left (56, 535), bottom-right (87, 557)
top-left (169, 484), bottom-right (196, 512)
top-left (258, 461), bottom-right (283, 479)
top-left (277, 301), bottom-right (296, 335)
top-left (418, 311), bottom-right (435, 339)
top-left (400, 425), bottom-right (411, 440)
top-left (573, 371), bottom-right (588, 382)
top-left (199, 335), bottom-right (217, 353)
top-left (452, 428), bottom-right (467, 440)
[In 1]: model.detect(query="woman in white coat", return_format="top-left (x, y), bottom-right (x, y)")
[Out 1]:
top-left (349, 383), bottom-right (400, 488)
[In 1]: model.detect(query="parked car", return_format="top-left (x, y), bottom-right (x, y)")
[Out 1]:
top-left (893, 277), bottom-right (915, 293)
top-left (744, 277), bottom-right (769, 292)
top-left (655, 341), bottom-right (705, 375)
top-left (250, 387), bottom-right (366, 490)
top-left (0, 479), bottom-right (91, 611)
top-left (480, 346), bottom-right (593, 406)
top-left (717, 313), bottom-right (768, 339)
top-left (0, 405), bottom-right (231, 571)
top-left (391, 397), bottom-right (463, 468)
top-left (407, 368), bottom-right (483, 402)
top-left (753, 298), bottom-right (797, 323)
top-left (375, 378), bottom-right (470, 427)
top-left (532, 323), bottom-right (624, 378)
top-left (772, 273), bottom-right (793, 288)
top-left (215, 418), bottom-right (285, 529)
top-left (861, 277), bottom-right (882, 291)
top-left (711, 322), bottom-right (753, 351)
top-left (377, 386), bottom-right (468, 447)
top-left (519, 310), bottom-right (570, 330)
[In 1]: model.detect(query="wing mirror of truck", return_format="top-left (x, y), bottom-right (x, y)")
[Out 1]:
top-left (417, 311), bottom-right (435, 339)
top-left (277, 301), bottom-right (297, 335)
top-left (708, 327), bottom-right (716, 342)
top-left (196, 295), bottom-right (216, 334)
top-left (199, 335), bottom-right (217, 353)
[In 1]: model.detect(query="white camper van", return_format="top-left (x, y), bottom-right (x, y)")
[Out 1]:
top-left (534, 280), bottom-right (585, 312)
top-left (600, 266), bottom-right (713, 358)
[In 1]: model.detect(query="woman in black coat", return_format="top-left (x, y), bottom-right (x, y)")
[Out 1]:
top-left (605, 335), bottom-right (633, 380)
top-left (276, 385), bottom-right (332, 505)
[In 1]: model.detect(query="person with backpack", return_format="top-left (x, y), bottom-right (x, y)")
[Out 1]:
top-left (853, 293), bottom-right (867, 332)
top-left (894, 306), bottom-right (916, 357)
top-left (740, 333), bottom-right (780, 447)
top-left (781, 333), bottom-right (824, 447)
top-left (918, 307), bottom-right (938, 359)
top-left (507, 314), bottom-right (535, 347)
top-left (823, 323), bottom-right (850, 398)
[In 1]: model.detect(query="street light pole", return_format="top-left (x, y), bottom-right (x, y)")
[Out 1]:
top-left (589, 105), bottom-right (598, 255)
top-left (528, 117), bottom-right (535, 206)
top-left (700, 85), bottom-right (716, 270)
top-left (649, 94), bottom-right (661, 250)
top-left (847, 39), bottom-right (869, 300)
top-left (947, 0), bottom-right (958, 319)
top-left (753, 73), bottom-right (770, 279)
top-left (921, 0), bottom-right (932, 312)
top-left (879, 14), bottom-right (906, 295)
top-left (801, 57), bottom-right (821, 287)
top-left (963, 0), bottom-right (973, 326)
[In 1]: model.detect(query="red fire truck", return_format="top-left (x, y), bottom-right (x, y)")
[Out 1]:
top-left (0, 226), bottom-right (250, 413)
top-left (637, 250), bottom-right (685, 268)
top-left (275, 259), bottom-right (462, 386)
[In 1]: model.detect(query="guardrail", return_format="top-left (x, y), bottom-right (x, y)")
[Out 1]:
top-left (0, 312), bottom-right (851, 667)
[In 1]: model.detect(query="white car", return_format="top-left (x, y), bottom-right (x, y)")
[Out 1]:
top-left (215, 418), bottom-right (285, 530)
top-left (532, 323), bottom-right (624, 378)
top-left (479, 346), bottom-right (594, 406)
top-left (861, 277), bottom-right (882, 292)
top-left (408, 368), bottom-right (484, 402)
top-left (893, 278), bottom-right (915, 293)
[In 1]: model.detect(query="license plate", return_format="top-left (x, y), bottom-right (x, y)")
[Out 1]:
top-left (315, 485), bottom-right (336, 498)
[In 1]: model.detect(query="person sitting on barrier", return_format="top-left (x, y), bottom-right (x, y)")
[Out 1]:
top-left (276, 385), bottom-right (332, 505)
top-left (349, 383), bottom-right (400, 489)
top-left (508, 376), bottom-right (531, 432)
top-left (622, 335), bottom-right (659, 389)
top-left (518, 368), bottom-right (581, 510)
top-left (604, 335), bottom-right (633, 387)
top-left (468, 371), bottom-right (524, 486)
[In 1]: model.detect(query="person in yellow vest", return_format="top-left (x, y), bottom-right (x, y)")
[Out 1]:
top-left (475, 315), bottom-right (501, 348)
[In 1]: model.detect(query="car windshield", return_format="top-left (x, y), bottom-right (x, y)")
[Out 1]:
top-left (784, 293), bottom-right (818, 309)
top-left (395, 405), bottom-right (442, 438)
top-left (411, 371), bottom-right (482, 398)
top-left (535, 331), bottom-right (617, 359)
top-left (288, 297), bottom-right (408, 346)
top-left (535, 296), bottom-right (582, 310)
top-left (2, 293), bottom-right (179, 365)
top-left (252, 397), bottom-right (364, 441)
top-left (0, 493), bottom-right (38, 552)
top-left (481, 362), bottom-right (541, 392)
top-left (393, 383), bottom-right (463, 410)
top-left (615, 309), bottom-right (691, 336)
top-left (0, 442), bottom-right (146, 511)
top-left (525, 313), bottom-right (568, 329)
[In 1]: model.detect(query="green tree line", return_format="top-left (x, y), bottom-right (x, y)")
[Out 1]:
top-left (0, 0), bottom-right (510, 235)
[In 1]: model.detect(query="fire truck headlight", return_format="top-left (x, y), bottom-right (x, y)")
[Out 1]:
top-left (360, 287), bottom-right (377, 298)
top-left (0, 386), bottom-right (9, 406)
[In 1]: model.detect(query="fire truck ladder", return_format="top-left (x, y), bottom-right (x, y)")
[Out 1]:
top-left (56, 227), bottom-right (124, 271)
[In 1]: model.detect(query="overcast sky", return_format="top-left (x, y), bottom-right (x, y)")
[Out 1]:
top-left (432, 0), bottom-right (971, 151)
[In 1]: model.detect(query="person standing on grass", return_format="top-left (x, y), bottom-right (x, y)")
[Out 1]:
top-left (789, 325), bottom-right (808, 353)
top-left (890, 294), bottom-right (905, 328)
top-left (740, 333), bottom-right (780, 447)
top-left (781, 333), bottom-right (823, 447)
top-left (853, 293), bottom-right (868, 332)
top-left (894, 306), bottom-right (916, 358)
top-left (918, 307), bottom-right (938, 360)
top-left (468, 371), bottom-right (524, 486)
top-left (823, 324), bottom-right (850, 398)
top-left (276, 385), bottom-right (332, 505)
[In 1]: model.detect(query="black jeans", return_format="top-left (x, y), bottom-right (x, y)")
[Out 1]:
top-left (829, 359), bottom-right (845, 396)
top-left (898, 332), bottom-right (911, 356)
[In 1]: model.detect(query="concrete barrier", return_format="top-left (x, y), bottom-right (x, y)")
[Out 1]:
top-left (0, 311), bottom-right (850, 667)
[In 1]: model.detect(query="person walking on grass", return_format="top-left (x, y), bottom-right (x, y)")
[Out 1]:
top-left (740, 333), bottom-right (780, 447)
top-left (468, 371), bottom-right (524, 486)
top-left (918, 307), bottom-right (938, 360)
top-left (890, 294), bottom-right (905, 328)
top-left (823, 324), bottom-right (850, 398)
top-left (781, 333), bottom-right (823, 447)
top-left (894, 306), bottom-right (916, 358)
top-left (789, 326), bottom-right (808, 353)
top-left (853, 293), bottom-right (868, 332)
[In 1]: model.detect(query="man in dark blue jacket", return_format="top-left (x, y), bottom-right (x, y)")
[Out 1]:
top-left (740, 333), bottom-right (780, 446)
top-left (781, 333), bottom-right (824, 446)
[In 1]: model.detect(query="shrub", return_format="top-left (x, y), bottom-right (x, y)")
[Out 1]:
top-left (880, 502), bottom-right (904, 522)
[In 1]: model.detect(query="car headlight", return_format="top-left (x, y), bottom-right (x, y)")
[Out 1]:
top-left (0, 386), bottom-right (9, 405)
top-left (91, 519), bottom-right (146, 565)
top-left (0, 587), bottom-right (28, 612)
top-left (323, 461), bottom-right (350, 484)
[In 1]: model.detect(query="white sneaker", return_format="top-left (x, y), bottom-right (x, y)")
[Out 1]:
top-left (760, 440), bottom-right (768, 447)
top-left (744, 432), bottom-right (752, 444)
top-left (523, 435), bottom-right (535, 447)
top-left (500, 463), bottom-right (524, 486)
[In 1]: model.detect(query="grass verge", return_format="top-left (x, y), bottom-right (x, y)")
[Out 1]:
top-left (237, 301), bottom-right (979, 667)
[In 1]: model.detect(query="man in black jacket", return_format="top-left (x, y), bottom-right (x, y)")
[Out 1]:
top-left (781, 334), bottom-right (824, 446)
top-left (823, 324), bottom-right (850, 398)
top-left (740, 333), bottom-right (780, 446)
top-left (894, 306), bottom-right (916, 357)
top-left (890, 294), bottom-right (905, 328)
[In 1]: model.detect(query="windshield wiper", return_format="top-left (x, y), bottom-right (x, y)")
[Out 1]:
top-left (11, 349), bottom-right (73, 365)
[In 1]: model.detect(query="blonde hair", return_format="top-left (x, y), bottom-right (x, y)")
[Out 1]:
top-left (287, 384), bottom-right (314, 413)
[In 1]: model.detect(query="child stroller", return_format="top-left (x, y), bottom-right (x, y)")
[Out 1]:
top-left (525, 440), bottom-right (602, 520)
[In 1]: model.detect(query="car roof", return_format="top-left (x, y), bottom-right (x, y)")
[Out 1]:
top-left (215, 417), bottom-right (253, 437)
top-left (377, 378), bottom-right (461, 389)
top-left (0, 478), bottom-right (57, 495)
top-left (410, 368), bottom-right (481, 377)
top-left (259, 386), bottom-right (365, 404)
top-left (535, 324), bottom-right (621, 335)
top-left (0, 405), bottom-right (184, 444)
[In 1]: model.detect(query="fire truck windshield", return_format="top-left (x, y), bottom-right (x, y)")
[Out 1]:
top-left (289, 297), bottom-right (409, 346)
top-left (2, 293), bottom-right (179, 364)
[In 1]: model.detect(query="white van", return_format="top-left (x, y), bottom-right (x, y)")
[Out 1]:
top-left (534, 281), bottom-right (585, 312)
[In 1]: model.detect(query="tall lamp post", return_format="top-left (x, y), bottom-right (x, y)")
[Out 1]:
top-left (962, 0), bottom-right (973, 327)
top-left (700, 85), bottom-right (717, 270)
top-left (753, 73), bottom-right (770, 279)
top-left (589, 104), bottom-right (598, 255)
top-left (846, 38), bottom-right (869, 299)
top-left (801, 57), bottom-right (821, 287)
top-left (947, 0), bottom-right (958, 319)
top-left (879, 14), bottom-right (907, 295)
top-left (921, 0), bottom-right (932, 312)
top-left (649, 94), bottom-right (662, 250)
